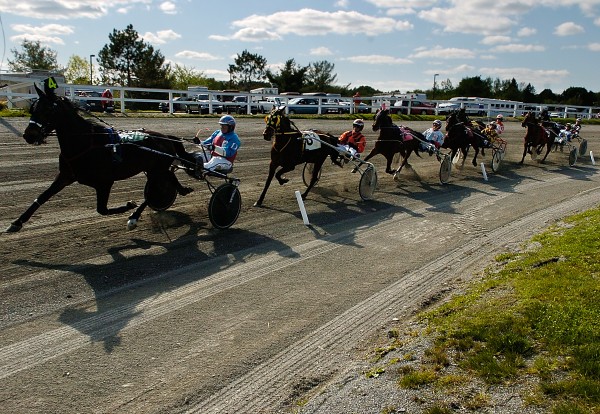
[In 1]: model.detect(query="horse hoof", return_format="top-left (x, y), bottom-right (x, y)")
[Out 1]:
top-left (127, 219), bottom-right (138, 230)
top-left (278, 178), bottom-right (289, 185)
top-left (126, 201), bottom-right (138, 209)
top-left (253, 201), bottom-right (263, 207)
top-left (180, 186), bottom-right (193, 196)
top-left (6, 222), bottom-right (22, 233)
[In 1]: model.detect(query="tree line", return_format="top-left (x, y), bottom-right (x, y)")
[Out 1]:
top-left (8, 24), bottom-right (600, 107)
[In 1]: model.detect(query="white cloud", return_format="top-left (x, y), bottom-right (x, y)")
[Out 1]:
top-left (492, 43), bottom-right (545, 53)
top-left (142, 29), bottom-right (181, 44)
top-left (343, 55), bottom-right (412, 64)
top-left (554, 22), bottom-right (585, 36)
top-left (410, 46), bottom-right (476, 59)
top-left (0, 0), bottom-right (151, 20)
top-left (159, 2), bottom-right (177, 14)
top-left (230, 28), bottom-right (282, 42)
top-left (310, 47), bottom-right (333, 56)
top-left (9, 23), bottom-right (74, 45)
top-left (589, 43), bottom-right (600, 51)
top-left (230, 8), bottom-right (409, 37)
top-left (481, 36), bottom-right (512, 45)
top-left (518, 27), bottom-right (537, 37)
top-left (479, 66), bottom-right (570, 86)
top-left (175, 51), bottom-right (221, 61)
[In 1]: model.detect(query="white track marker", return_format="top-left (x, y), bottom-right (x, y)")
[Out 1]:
top-left (480, 162), bottom-right (488, 181)
top-left (295, 190), bottom-right (310, 225)
top-left (590, 151), bottom-right (596, 166)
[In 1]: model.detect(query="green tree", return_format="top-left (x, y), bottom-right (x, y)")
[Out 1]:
top-left (560, 87), bottom-right (595, 106)
top-left (97, 24), bottom-right (170, 88)
top-left (64, 55), bottom-right (91, 84)
top-left (228, 50), bottom-right (268, 91)
top-left (537, 88), bottom-right (558, 104)
top-left (167, 64), bottom-right (227, 91)
top-left (498, 78), bottom-right (521, 101)
top-left (454, 76), bottom-right (492, 97)
top-left (521, 83), bottom-right (537, 103)
top-left (8, 40), bottom-right (59, 72)
top-left (266, 59), bottom-right (307, 93)
top-left (305, 60), bottom-right (337, 91)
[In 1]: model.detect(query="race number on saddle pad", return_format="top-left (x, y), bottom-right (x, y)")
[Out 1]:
top-left (302, 131), bottom-right (322, 151)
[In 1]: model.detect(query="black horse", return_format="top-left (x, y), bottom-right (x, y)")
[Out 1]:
top-left (254, 106), bottom-right (341, 206)
top-left (7, 82), bottom-right (195, 232)
top-left (520, 111), bottom-right (552, 164)
top-left (443, 110), bottom-right (485, 167)
top-left (362, 107), bottom-right (422, 177)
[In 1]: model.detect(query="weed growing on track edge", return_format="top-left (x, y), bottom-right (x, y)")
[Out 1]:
top-left (376, 206), bottom-right (600, 413)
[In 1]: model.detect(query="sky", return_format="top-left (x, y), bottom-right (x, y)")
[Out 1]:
top-left (0, 0), bottom-right (599, 95)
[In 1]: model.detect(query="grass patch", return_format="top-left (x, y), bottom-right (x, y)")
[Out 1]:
top-left (392, 207), bottom-right (600, 411)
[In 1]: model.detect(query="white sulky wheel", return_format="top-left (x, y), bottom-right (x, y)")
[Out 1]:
top-left (358, 165), bottom-right (377, 201)
top-left (302, 162), bottom-right (322, 187)
top-left (439, 154), bottom-right (452, 184)
top-left (491, 150), bottom-right (502, 173)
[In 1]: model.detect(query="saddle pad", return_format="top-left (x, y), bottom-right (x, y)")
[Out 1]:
top-left (302, 131), bottom-right (322, 151)
top-left (119, 130), bottom-right (148, 143)
top-left (398, 127), bottom-right (413, 141)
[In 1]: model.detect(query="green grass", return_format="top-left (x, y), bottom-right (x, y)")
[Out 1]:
top-left (393, 207), bottom-right (600, 412)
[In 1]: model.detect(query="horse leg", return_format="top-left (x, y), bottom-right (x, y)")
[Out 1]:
top-left (471, 147), bottom-right (479, 167)
top-left (540, 142), bottom-right (552, 163)
top-left (301, 159), bottom-right (325, 199)
top-left (6, 173), bottom-right (74, 232)
top-left (519, 143), bottom-right (528, 164)
top-left (167, 169), bottom-right (193, 196)
top-left (95, 184), bottom-right (138, 216)
top-left (127, 200), bottom-right (148, 230)
top-left (254, 163), bottom-right (277, 207)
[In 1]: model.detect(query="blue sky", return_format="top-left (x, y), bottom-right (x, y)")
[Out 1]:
top-left (1, 0), bottom-right (599, 95)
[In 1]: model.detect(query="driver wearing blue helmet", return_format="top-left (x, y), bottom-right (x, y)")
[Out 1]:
top-left (193, 115), bottom-right (241, 172)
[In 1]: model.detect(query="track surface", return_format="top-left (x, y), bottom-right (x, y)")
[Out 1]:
top-left (0, 115), bottom-right (598, 413)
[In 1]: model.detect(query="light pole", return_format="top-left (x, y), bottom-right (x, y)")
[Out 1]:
top-left (89, 54), bottom-right (95, 85)
top-left (433, 73), bottom-right (439, 100)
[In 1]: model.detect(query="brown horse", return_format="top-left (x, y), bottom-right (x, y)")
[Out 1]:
top-left (520, 111), bottom-right (552, 164)
top-left (254, 106), bottom-right (341, 206)
top-left (8, 81), bottom-right (194, 232)
top-left (361, 107), bottom-right (422, 177)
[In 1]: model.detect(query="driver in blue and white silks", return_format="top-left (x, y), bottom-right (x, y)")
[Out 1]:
top-left (193, 115), bottom-right (241, 172)
top-left (421, 119), bottom-right (445, 155)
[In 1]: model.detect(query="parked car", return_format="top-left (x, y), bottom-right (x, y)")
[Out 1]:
top-left (286, 97), bottom-right (321, 115)
top-left (158, 96), bottom-right (190, 113)
top-left (227, 95), bottom-right (263, 114)
top-left (70, 90), bottom-right (103, 112)
top-left (185, 94), bottom-right (223, 114)
top-left (390, 100), bottom-right (436, 115)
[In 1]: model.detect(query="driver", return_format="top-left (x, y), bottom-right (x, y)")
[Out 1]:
top-left (192, 115), bottom-right (241, 172)
top-left (422, 119), bottom-right (445, 155)
top-left (337, 118), bottom-right (367, 160)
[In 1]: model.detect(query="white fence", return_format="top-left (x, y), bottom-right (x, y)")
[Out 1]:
top-left (2, 75), bottom-right (599, 119)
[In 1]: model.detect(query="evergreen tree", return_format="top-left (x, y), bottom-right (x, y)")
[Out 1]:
top-left (306, 60), bottom-right (337, 91)
top-left (97, 24), bottom-right (170, 88)
top-left (266, 59), bottom-right (307, 93)
top-left (227, 50), bottom-right (268, 91)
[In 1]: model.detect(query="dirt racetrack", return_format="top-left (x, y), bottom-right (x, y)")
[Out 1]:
top-left (1, 114), bottom-right (599, 413)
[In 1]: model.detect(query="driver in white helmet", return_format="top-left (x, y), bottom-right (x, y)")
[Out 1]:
top-left (337, 119), bottom-right (367, 160)
top-left (193, 115), bottom-right (241, 173)
top-left (422, 119), bottom-right (445, 155)
top-left (495, 114), bottom-right (505, 134)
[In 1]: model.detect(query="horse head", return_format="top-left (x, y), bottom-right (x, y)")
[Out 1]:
top-left (372, 107), bottom-right (392, 132)
top-left (263, 106), bottom-right (293, 141)
top-left (23, 83), bottom-right (61, 145)
top-left (521, 111), bottom-right (536, 128)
